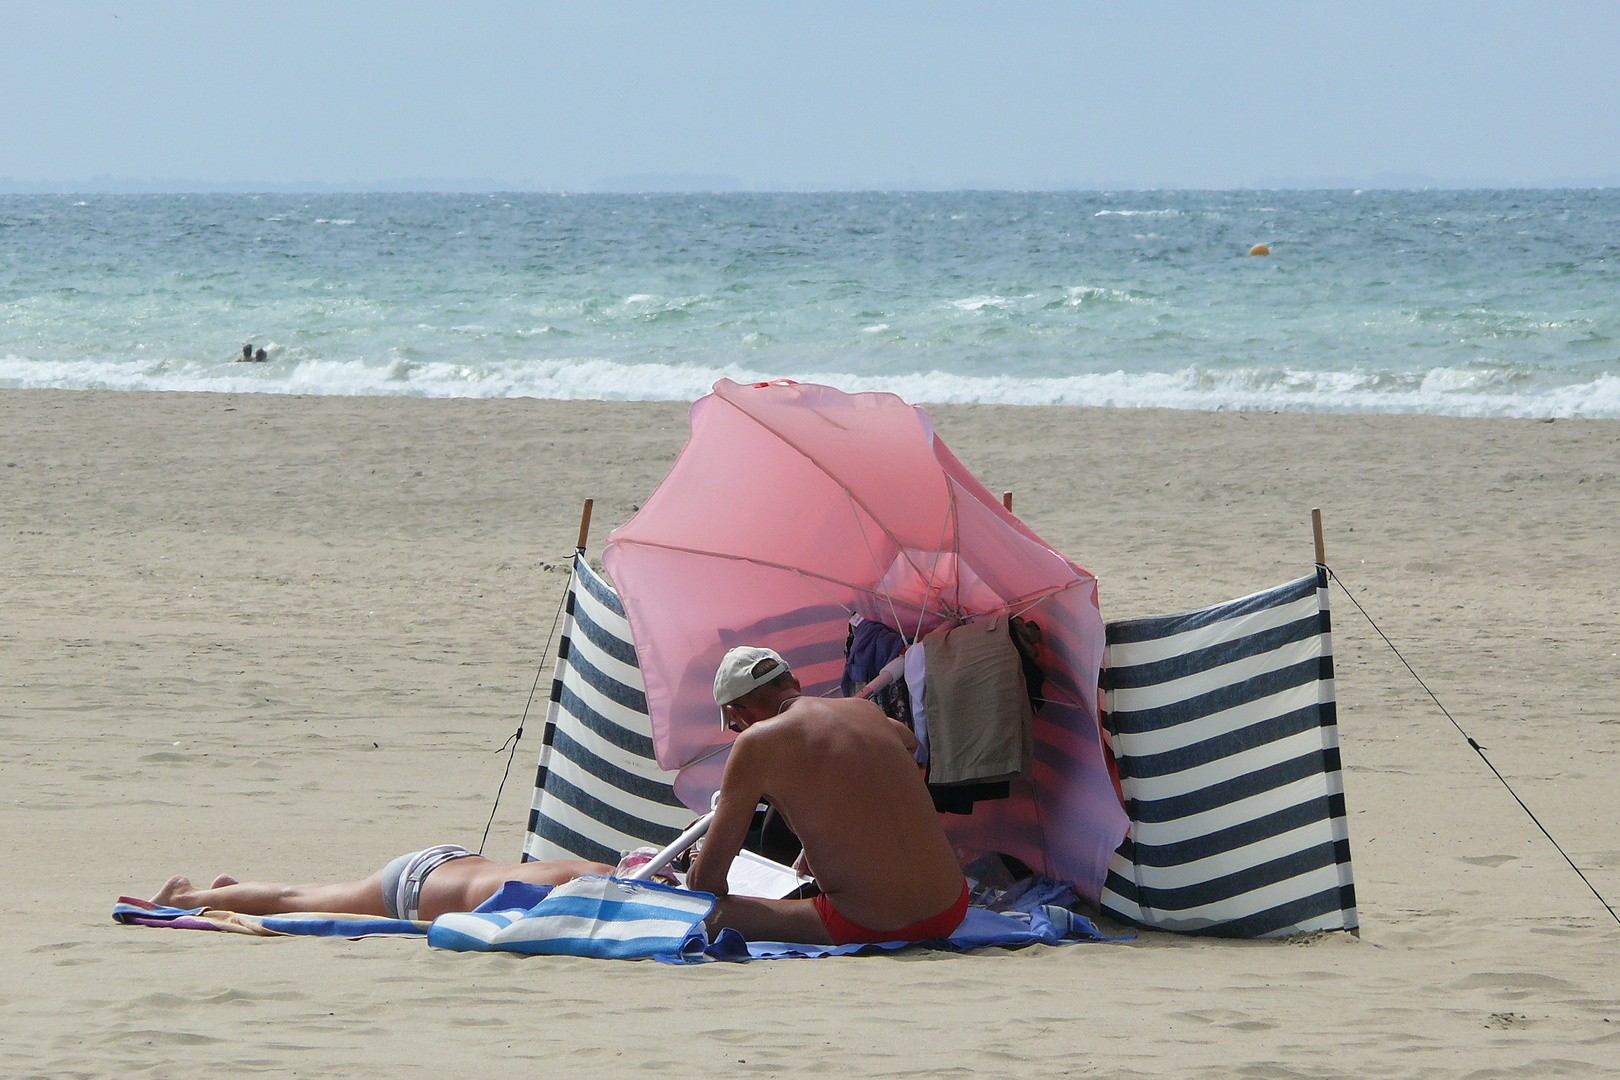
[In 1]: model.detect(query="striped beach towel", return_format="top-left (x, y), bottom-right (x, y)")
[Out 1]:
top-left (113, 897), bottom-right (427, 938)
top-left (1099, 569), bottom-right (1358, 937)
top-left (428, 875), bottom-right (715, 959)
top-left (428, 877), bottom-right (1119, 961)
top-left (523, 555), bottom-right (694, 865)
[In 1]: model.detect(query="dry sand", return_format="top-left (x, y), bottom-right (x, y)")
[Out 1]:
top-left (3, 387), bottom-right (1617, 1078)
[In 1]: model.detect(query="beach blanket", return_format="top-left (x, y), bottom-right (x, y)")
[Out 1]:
top-left (687, 877), bottom-right (1126, 963)
top-left (116, 876), bottom-right (1128, 960)
top-left (112, 896), bottom-right (427, 938)
top-left (427, 875), bottom-right (1126, 962)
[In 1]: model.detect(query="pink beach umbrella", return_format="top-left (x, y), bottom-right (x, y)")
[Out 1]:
top-left (602, 379), bottom-right (1128, 899)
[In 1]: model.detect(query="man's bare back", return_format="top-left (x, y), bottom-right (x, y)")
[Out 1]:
top-left (693, 650), bottom-right (965, 943)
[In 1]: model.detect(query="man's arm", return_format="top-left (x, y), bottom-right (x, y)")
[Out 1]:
top-left (686, 734), bottom-right (767, 896)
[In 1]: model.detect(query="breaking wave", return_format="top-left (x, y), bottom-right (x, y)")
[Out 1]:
top-left (4, 352), bottom-right (1616, 418)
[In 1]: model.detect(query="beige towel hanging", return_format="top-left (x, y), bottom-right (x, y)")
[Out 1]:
top-left (921, 615), bottom-right (1033, 786)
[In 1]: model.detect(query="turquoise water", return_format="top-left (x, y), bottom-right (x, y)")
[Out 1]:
top-left (2, 189), bottom-right (1616, 415)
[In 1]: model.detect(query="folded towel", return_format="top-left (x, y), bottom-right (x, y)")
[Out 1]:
top-left (428, 875), bottom-right (716, 959)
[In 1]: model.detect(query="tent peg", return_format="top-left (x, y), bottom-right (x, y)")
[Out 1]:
top-left (577, 498), bottom-right (595, 553)
top-left (1311, 507), bottom-right (1326, 566)
top-left (1003, 491), bottom-right (1013, 512)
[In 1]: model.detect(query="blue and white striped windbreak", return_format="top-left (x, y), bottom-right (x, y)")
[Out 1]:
top-left (525, 556), bottom-right (1357, 939)
top-left (1099, 569), bottom-right (1358, 937)
top-left (522, 556), bottom-right (695, 865)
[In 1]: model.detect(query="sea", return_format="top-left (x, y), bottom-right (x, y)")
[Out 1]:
top-left (3, 189), bottom-right (1616, 416)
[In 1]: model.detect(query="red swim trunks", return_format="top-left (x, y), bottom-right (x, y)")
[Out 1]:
top-left (813, 880), bottom-right (970, 945)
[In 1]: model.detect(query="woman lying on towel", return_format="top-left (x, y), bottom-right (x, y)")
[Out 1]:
top-left (151, 845), bottom-right (615, 922)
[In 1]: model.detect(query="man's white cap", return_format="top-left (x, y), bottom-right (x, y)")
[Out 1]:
top-left (713, 646), bottom-right (791, 707)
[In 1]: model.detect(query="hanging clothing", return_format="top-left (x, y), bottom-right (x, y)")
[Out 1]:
top-left (905, 640), bottom-right (1012, 813)
top-left (1008, 616), bottom-right (1046, 713)
top-left (842, 614), bottom-right (911, 728)
top-left (929, 780), bottom-right (1011, 815)
top-left (921, 615), bottom-right (1034, 786)
top-left (841, 615), bottom-right (907, 696)
top-left (905, 642), bottom-right (929, 767)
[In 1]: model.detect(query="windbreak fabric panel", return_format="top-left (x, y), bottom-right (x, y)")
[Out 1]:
top-left (1099, 570), bottom-right (1358, 937)
top-left (523, 557), bottom-right (695, 867)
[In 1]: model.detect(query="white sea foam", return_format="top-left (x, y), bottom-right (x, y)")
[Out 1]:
top-left (1094, 209), bottom-right (1181, 217)
top-left (4, 353), bottom-right (1616, 418)
top-left (1063, 286), bottom-right (1156, 307)
top-left (950, 295), bottom-right (1013, 312)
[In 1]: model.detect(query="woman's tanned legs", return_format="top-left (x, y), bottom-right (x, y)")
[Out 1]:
top-left (151, 870), bottom-right (389, 917)
top-left (149, 856), bottom-right (616, 919)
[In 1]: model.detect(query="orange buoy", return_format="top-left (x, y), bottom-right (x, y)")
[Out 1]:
top-left (1249, 243), bottom-right (1270, 256)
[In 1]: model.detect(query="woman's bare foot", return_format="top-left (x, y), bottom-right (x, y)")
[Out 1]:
top-left (211, 874), bottom-right (238, 888)
top-left (151, 874), bottom-right (200, 907)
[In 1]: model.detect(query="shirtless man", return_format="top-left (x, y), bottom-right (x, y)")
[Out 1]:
top-left (688, 647), bottom-right (968, 945)
top-left (150, 847), bottom-right (612, 922)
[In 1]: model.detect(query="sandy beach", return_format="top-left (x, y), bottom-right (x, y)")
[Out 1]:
top-left (3, 387), bottom-right (1617, 1078)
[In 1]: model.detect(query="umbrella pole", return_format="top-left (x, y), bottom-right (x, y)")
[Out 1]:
top-left (576, 498), bottom-right (594, 553)
top-left (853, 653), bottom-right (907, 700)
top-left (1003, 491), bottom-right (1013, 511)
top-left (625, 811), bottom-right (716, 881)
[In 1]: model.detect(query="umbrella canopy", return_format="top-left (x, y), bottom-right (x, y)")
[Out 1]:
top-left (603, 379), bottom-right (1128, 898)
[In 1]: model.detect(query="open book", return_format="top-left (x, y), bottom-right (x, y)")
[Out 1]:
top-left (724, 849), bottom-right (814, 900)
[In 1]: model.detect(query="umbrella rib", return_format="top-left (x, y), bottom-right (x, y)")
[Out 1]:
top-left (618, 538), bottom-right (1087, 629)
top-left (948, 477), bottom-right (963, 624)
top-left (1007, 578), bottom-right (1087, 622)
top-left (848, 489), bottom-right (911, 641)
top-left (910, 481), bottom-right (958, 642)
top-left (718, 393), bottom-right (940, 592)
top-left (610, 539), bottom-right (962, 621)
top-left (677, 741), bottom-right (734, 771)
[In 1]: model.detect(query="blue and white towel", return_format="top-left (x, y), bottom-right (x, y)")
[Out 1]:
top-left (688, 877), bottom-right (1123, 962)
top-left (428, 875), bottom-right (716, 960)
top-left (427, 875), bottom-right (1124, 962)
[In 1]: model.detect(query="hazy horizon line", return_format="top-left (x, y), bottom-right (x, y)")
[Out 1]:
top-left (5, 171), bottom-right (1620, 195)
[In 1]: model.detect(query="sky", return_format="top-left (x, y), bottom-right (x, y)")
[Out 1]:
top-left (3, 1), bottom-right (1618, 191)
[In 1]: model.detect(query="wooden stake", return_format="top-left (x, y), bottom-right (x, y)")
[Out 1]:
top-left (576, 498), bottom-right (594, 552)
top-left (1002, 491), bottom-right (1013, 512)
top-left (1311, 507), bottom-right (1326, 566)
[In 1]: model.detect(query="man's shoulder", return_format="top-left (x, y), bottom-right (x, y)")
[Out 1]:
top-left (788, 694), bottom-right (883, 719)
top-left (778, 696), bottom-right (892, 740)
top-left (733, 714), bottom-right (802, 752)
